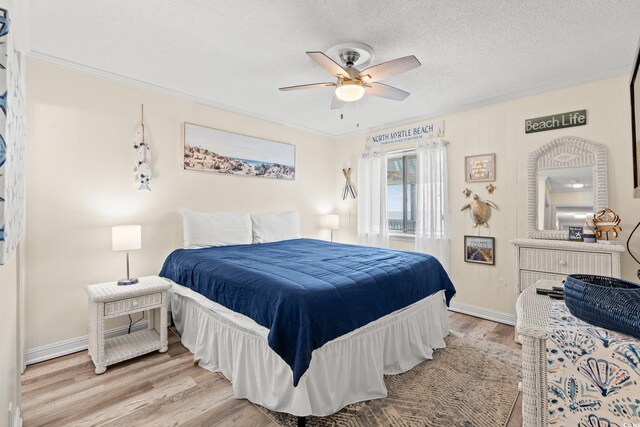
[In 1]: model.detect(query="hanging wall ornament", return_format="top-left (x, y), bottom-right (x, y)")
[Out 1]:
top-left (133, 104), bottom-right (151, 191)
top-left (342, 168), bottom-right (357, 200)
top-left (461, 194), bottom-right (498, 228)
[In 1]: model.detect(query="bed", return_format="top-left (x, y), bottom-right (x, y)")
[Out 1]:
top-left (160, 232), bottom-right (456, 418)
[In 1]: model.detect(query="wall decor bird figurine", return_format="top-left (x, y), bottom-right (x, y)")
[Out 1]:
top-left (463, 188), bottom-right (472, 198)
top-left (461, 194), bottom-right (498, 228)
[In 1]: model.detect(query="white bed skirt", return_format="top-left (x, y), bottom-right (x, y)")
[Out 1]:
top-left (169, 283), bottom-right (450, 417)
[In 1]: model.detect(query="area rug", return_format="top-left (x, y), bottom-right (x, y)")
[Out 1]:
top-left (261, 334), bottom-right (521, 427)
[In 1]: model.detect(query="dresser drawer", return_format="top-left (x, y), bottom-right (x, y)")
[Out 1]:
top-left (519, 248), bottom-right (612, 276)
top-left (104, 293), bottom-right (162, 317)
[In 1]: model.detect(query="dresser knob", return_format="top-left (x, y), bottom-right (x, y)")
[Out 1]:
top-left (559, 260), bottom-right (567, 266)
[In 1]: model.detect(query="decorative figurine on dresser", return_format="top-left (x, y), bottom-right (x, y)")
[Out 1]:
top-left (511, 135), bottom-right (625, 321)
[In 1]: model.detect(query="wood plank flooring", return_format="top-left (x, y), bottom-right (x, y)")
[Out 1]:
top-left (22, 312), bottom-right (522, 426)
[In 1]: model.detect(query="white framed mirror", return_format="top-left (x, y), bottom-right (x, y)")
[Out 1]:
top-left (527, 136), bottom-right (608, 240)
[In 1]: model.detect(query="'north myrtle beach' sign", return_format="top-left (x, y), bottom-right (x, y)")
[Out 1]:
top-left (368, 120), bottom-right (444, 146)
top-left (525, 109), bottom-right (587, 134)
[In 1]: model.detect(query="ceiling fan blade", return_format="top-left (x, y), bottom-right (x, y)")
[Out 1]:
top-left (359, 55), bottom-right (421, 82)
top-left (330, 95), bottom-right (345, 110)
top-left (366, 83), bottom-right (410, 101)
top-left (279, 82), bottom-right (336, 91)
top-left (306, 51), bottom-right (350, 78)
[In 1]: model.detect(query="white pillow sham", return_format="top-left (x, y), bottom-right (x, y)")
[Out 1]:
top-left (182, 210), bottom-right (252, 249)
top-left (250, 211), bottom-right (301, 243)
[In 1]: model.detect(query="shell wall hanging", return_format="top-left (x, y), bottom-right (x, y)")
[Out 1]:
top-left (133, 104), bottom-right (151, 191)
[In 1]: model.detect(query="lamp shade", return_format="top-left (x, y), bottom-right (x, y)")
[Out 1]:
top-left (335, 81), bottom-right (365, 102)
top-left (112, 225), bottom-right (142, 251)
top-left (323, 214), bottom-right (340, 230)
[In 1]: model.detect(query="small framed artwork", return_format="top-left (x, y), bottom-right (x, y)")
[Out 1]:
top-left (464, 235), bottom-right (495, 265)
top-left (465, 153), bottom-right (496, 183)
top-left (568, 226), bottom-right (584, 241)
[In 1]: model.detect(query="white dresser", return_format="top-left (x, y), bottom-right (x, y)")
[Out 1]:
top-left (511, 238), bottom-right (624, 316)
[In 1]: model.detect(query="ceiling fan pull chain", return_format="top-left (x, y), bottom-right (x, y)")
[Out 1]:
top-left (356, 100), bottom-right (360, 128)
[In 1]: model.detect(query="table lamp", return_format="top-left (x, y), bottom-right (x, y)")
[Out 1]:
top-left (323, 214), bottom-right (339, 242)
top-left (112, 225), bottom-right (141, 285)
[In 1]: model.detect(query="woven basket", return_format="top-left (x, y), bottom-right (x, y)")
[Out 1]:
top-left (564, 274), bottom-right (640, 339)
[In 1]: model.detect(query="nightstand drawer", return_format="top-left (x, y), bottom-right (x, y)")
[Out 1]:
top-left (104, 293), bottom-right (162, 316)
top-left (519, 248), bottom-right (612, 275)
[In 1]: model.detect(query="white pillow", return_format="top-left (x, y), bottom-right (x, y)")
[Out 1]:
top-left (250, 211), bottom-right (301, 243)
top-left (182, 211), bottom-right (252, 249)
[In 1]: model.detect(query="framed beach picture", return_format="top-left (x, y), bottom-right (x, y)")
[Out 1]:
top-left (464, 235), bottom-right (495, 265)
top-left (465, 153), bottom-right (495, 183)
top-left (183, 123), bottom-right (295, 180)
top-left (568, 226), bottom-right (584, 241)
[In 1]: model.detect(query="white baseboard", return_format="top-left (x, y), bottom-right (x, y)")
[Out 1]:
top-left (13, 406), bottom-right (21, 427)
top-left (25, 321), bottom-right (149, 365)
top-left (448, 302), bottom-right (515, 326)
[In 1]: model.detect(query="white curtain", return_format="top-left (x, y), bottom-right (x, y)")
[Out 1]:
top-left (358, 151), bottom-right (389, 247)
top-left (415, 140), bottom-right (450, 273)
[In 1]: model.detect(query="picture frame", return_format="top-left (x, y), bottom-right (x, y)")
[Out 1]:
top-left (183, 122), bottom-right (296, 180)
top-left (465, 153), bottom-right (496, 183)
top-left (568, 226), bottom-right (584, 242)
top-left (464, 235), bottom-right (495, 265)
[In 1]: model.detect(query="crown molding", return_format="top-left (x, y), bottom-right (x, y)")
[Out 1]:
top-left (336, 65), bottom-right (632, 139)
top-left (26, 51), bottom-right (338, 139)
top-left (28, 51), bottom-right (631, 140)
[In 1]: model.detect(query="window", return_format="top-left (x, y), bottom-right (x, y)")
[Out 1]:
top-left (387, 152), bottom-right (417, 234)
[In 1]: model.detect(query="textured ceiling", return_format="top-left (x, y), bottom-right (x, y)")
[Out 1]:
top-left (28, 0), bottom-right (640, 137)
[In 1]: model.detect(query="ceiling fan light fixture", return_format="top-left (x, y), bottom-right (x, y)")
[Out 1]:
top-left (335, 81), bottom-right (365, 102)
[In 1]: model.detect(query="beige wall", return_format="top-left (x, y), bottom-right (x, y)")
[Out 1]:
top-left (334, 74), bottom-right (640, 316)
top-left (0, 248), bottom-right (21, 427)
top-left (25, 59), bottom-right (337, 350)
top-left (24, 59), bottom-right (640, 352)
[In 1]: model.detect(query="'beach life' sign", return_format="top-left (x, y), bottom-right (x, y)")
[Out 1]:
top-left (368, 120), bottom-right (444, 146)
top-left (525, 109), bottom-right (587, 134)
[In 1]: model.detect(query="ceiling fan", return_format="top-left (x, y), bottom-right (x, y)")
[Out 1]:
top-left (279, 45), bottom-right (421, 110)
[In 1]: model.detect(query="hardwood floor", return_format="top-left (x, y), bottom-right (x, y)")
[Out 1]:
top-left (22, 312), bottom-right (522, 426)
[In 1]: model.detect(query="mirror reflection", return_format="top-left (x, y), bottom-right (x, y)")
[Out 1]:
top-left (537, 166), bottom-right (593, 231)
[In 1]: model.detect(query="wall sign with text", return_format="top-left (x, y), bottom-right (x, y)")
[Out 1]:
top-left (368, 120), bottom-right (444, 146)
top-left (525, 109), bottom-right (587, 134)
top-left (465, 153), bottom-right (495, 183)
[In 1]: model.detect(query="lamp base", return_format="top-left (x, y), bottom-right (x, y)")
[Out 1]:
top-left (117, 278), bottom-right (139, 286)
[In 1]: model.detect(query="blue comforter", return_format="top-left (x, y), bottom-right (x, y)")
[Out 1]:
top-left (160, 238), bottom-right (456, 386)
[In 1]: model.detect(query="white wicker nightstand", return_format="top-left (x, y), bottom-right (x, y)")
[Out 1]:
top-left (516, 279), bottom-right (559, 427)
top-left (86, 276), bottom-right (172, 374)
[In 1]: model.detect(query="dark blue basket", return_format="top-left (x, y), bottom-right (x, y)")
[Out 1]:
top-left (564, 274), bottom-right (640, 340)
